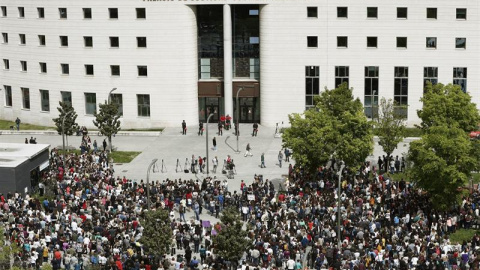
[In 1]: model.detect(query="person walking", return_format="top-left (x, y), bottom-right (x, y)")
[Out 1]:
top-left (212, 137), bottom-right (217, 151)
top-left (244, 143), bottom-right (253, 157)
top-left (252, 122), bottom-right (258, 137)
top-left (198, 122), bottom-right (204, 136)
top-left (182, 120), bottom-right (187, 135)
top-left (260, 153), bottom-right (266, 168)
top-left (278, 151), bottom-right (284, 168)
top-left (15, 117), bottom-right (21, 131)
top-left (218, 121), bottom-right (223, 136)
top-left (212, 156), bottom-right (218, 173)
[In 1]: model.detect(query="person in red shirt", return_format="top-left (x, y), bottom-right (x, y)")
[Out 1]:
top-left (116, 259), bottom-right (123, 270)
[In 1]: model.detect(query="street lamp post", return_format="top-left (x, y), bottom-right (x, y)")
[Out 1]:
top-left (337, 164), bottom-right (345, 252)
top-left (146, 158), bottom-right (158, 210)
top-left (108, 87), bottom-right (117, 104)
top-left (206, 113), bottom-right (214, 177)
top-left (235, 85), bottom-right (254, 153)
top-left (372, 90), bottom-right (377, 123)
top-left (62, 110), bottom-right (74, 170)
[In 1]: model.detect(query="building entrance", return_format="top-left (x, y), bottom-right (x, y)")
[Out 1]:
top-left (234, 97), bottom-right (259, 123)
top-left (199, 97), bottom-right (222, 123)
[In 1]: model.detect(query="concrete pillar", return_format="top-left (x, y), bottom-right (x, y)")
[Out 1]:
top-left (223, 4), bottom-right (233, 122)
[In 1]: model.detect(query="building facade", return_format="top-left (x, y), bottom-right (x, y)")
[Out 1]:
top-left (0, 0), bottom-right (478, 128)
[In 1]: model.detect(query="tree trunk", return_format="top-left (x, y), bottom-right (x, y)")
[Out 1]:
top-left (108, 136), bottom-right (113, 152)
top-left (66, 135), bottom-right (69, 152)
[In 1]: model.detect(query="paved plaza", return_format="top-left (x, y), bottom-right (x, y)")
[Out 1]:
top-left (0, 124), bottom-right (416, 191)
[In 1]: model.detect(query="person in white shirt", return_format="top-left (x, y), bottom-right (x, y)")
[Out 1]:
top-left (286, 258), bottom-right (295, 270)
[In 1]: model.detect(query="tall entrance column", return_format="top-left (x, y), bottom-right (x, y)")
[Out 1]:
top-left (223, 4), bottom-right (233, 122)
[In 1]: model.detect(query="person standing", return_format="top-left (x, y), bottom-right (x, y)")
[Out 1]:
top-left (191, 155), bottom-right (196, 174)
top-left (182, 120), bottom-right (187, 135)
top-left (198, 122), bottom-right (204, 136)
top-left (244, 143), bottom-right (253, 157)
top-left (102, 139), bottom-right (107, 151)
top-left (218, 121), bottom-right (223, 136)
top-left (212, 137), bottom-right (217, 151)
top-left (284, 148), bottom-right (290, 162)
top-left (15, 117), bottom-right (21, 131)
top-left (278, 151), bottom-right (284, 168)
top-left (212, 156), bottom-right (218, 173)
top-left (25, 138), bottom-right (29, 144)
top-left (260, 153), bottom-right (266, 168)
top-left (93, 140), bottom-right (98, 152)
top-left (252, 122), bottom-right (258, 137)
top-left (198, 156), bottom-right (204, 173)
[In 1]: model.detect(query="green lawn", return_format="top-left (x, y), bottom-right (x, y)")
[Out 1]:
top-left (449, 229), bottom-right (480, 244)
top-left (57, 149), bottom-right (140, 163)
top-left (123, 128), bottom-right (164, 132)
top-left (0, 119), bottom-right (54, 130)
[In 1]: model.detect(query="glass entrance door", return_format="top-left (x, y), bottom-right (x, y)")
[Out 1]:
top-left (235, 97), bottom-right (256, 123)
top-left (199, 97), bottom-right (221, 122)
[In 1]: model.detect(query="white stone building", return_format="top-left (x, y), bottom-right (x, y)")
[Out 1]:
top-left (0, 0), bottom-right (478, 128)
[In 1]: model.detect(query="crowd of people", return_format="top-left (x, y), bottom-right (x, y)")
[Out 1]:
top-left (2, 137), bottom-right (480, 269)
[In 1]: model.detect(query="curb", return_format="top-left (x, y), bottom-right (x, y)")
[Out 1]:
top-left (0, 130), bottom-right (162, 137)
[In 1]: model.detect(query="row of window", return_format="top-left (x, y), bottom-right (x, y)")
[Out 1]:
top-left (307, 36), bottom-right (467, 49)
top-left (0, 6), bottom-right (147, 19)
top-left (304, 66), bottom-right (468, 117)
top-left (3, 86), bottom-right (151, 117)
top-left (307, 6), bottom-right (468, 20)
top-left (2, 60), bottom-right (148, 76)
top-left (1, 33), bottom-right (147, 48)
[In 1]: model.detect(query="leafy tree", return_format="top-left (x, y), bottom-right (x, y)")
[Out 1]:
top-left (283, 83), bottom-right (373, 174)
top-left (418, 83), bottom-right (480, 132)
top-left (93, 102), bottom-right (121, 152)
top-left (408, 125), bottom-right (479, 208)
top-left (53, 101), bottom-right (79, 151)
top-left (376, 98), bottom-right (406, 165)
top-left (0, 227), bottom-right (20, 269)
top-left (213, 207), bottom-right (250, 264)
top-left (139, 209), bottom-right (172, 257)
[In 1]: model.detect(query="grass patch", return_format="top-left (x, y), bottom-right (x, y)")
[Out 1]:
top-left (0, 119), bottom-right (54, 130)
top-left (110, 151), bottom-right (141, 163)
top-left (449, 229), bottom-right (480, 244)
top-left (123, 128), bottom-right (164, 132)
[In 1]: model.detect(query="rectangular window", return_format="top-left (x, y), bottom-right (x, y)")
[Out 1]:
top-left (109, 8), bottom-right (118, 19)
top-left (397, 7), bottom-right (408, 19)
top-left (3, 59), bottom-right (9, 70)
top-left (307, 36), bottom-right (318, 48)
top-left (19, 34), bottom-right (26, 45)
top-left (110, 36), bottom-right (119, 48)
top-left (59, 8), bottom-right (67, 19)
top-left (2, 33), bottom-right (8, 44)
top-left (21, 87), bottom-right (30, 109)
top-left (61, 63), bottom-right (69, 75)
top-left (394, 67), bottom-right (408, 117)
top-left (111, 94), bottom-right (123, 116)
top-left (453, 67), bottom-right (467, 92)
top-left (426, 8), bottom-right (437, 19)
top-left (396, 37), bottom-right (407, 48)
top-left (137, 66), bottom-right (148, 77)
top-left (456, 8), bottom-right (467, 20)
top-left (307, 7), bottom-right (318, 18)
top-left (337, 36), bottom-right (348, 48)
top-left (60, 36), bottom-right (68, 47)
top-left (364, 66), bottom-right (379, 119)
top-left (37, 7), bottom-right (44, 18)
top-left (84, 93), bottom-right (97, 115)
top-left (367, 37), bottom-right (378, 48)
top-left (305, 66), bottom-right (320, 110)
top-left (456, 37), bottom-right (466, 49)
top-left (367, 7), bottom-right (378, 18)
top-left (335, 66), bottom-right (349, 87)
top-left (200, 59), bottom-right (210, 79)
top-left (137, 94), bottom-right (150, 117)
top-left (426, 37), bottom-right (437, 49)
top-left (137, 37), bottom-right (147, 48)
top-left (85, 64), bottom-right (94, 75)
top-left (20, 60), bottom-right (27, 71)
top-left (136, 8), bottom-right (146, 19)
top-left (39, 62), bottom-right (47, 73)
top-left (423, 67), bottom-right (438, 90)
top-left (40, 89), bottom-right (49, 112)
top-left (110, 65), bottom-right (120, 76)
top-left (337, 7), bottom-right (348, 18)
top-left (250, 58), bottom-right (259, 80)
top-left (38, 35), bottom-right (46, 46)
top-left (83, 8), bottom-right (92, 19)
top-left (84, 36), bottom-right (93, 47)
top-left (4, 85), bottom-right (12, 107)
top-left (61, 91), bottom-right (72, 106)
top-left (1, 6), bottom-right (6, 17)
top-left (18, 7), bottom-right (25, 18)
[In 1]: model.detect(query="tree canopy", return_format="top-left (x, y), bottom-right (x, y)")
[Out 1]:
top-left (282, 83), bottom-right (373, 174)
top-left (93, 102), bottom-right (121, 151)
top-left (213, 207), bottom-right (250, 263)
top-left (376, 98), bottom-right (406, 162)
top-left (139, 209), bottom-right (172, 256)
top-left (53, 101), bottom-right (79, 136)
